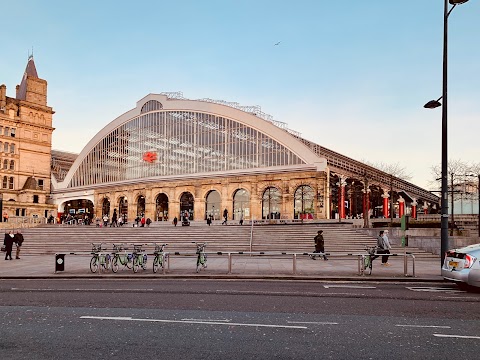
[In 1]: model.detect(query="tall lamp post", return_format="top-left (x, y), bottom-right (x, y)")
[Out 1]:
top-left (424, 0), bottom-right (470, 267)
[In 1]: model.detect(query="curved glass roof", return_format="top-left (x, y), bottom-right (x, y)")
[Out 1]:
top-left (68, 110), bottom-right (305, 188)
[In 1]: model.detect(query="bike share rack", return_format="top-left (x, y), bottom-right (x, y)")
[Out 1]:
top-left (357, 252), bottom-right (416, 277)
top-left (55, 250), bottom-right (416, 277)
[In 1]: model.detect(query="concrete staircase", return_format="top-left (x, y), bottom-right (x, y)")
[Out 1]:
top-left (15, 221), bottom-right (437, 259)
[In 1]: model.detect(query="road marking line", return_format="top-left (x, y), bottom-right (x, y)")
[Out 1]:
top-left (80, 316), bottom-right (307, 329)
top-left (216, 290), bottom-right (296, 295)
top-left (396, 325), bottom-right (451, 329)
top-left (181, 318), bottom-right (231, 322)
top-left (287, 321), bottom-right (338, 325)
top-left (433, 334), bottom-right (480, 340)
top-left (324, 285), bottom-right (376, 289)
top-left (215, 290), bottom-right (361, 297)
top-left (437, 296), bottom-right (477, 300)
top-left (11, 288), bottom-right (153, 291)
top-left (406, 287), bottom-right (462, 293)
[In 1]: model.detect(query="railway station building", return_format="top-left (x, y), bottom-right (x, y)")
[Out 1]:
top-left (2, 56), bottom-right (440, 224)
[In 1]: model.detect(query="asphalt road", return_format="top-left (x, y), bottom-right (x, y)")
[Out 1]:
top-left (0, 279), bottom-right (479, 359)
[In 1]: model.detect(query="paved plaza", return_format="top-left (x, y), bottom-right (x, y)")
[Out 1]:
top-left (0, 252), bottom-right (443, 282)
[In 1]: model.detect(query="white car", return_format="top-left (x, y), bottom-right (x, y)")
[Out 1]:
top-left (442, 243), bottom-right (480, 289)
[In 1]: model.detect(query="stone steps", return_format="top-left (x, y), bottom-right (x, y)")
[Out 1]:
top-left (16, 223), bottom-right (437, 258)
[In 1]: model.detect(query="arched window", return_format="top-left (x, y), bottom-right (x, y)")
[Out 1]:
top-left (8, 176), bottom-right (13, 189)
top-left (3, 142), bottom-right (8, 152)
top-left (155, 194), bottom-right (169, 221)
top-left (9, 160), bottom-right (14, 170)
top-left (10, 144), bottom-right (15, 153)
top-left (294, 185), bottom-right (315, 219)
top-left (0, 142), bottom-right (3, 152)
top-left (233, 188), bottom-right (250, 220)
top-left (140, 100), bottom-right (163, 113)
top-left (4, 127), bottom-right (9, 136)
top-left (3, 159), bottom-right (7, 169)
top-left (180, 192), bottom-right (194, 220)
top-left (136, 195), bottom-right (145, 216)
top-left (2, 176), bottom-right (7, 188)
top-left (119, 197), bottom-right (128, 222)
top-left (102, 198), bottom-right (110, 216)
top-left (205, 190), bottom-right (221, 220)
top-left (262, 187), bottom-right (281, 219)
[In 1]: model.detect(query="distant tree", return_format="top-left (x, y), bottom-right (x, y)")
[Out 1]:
top-left (362, 160), bottom-right (412, 181)
top-left (429, 159), bottom-right (469, 190)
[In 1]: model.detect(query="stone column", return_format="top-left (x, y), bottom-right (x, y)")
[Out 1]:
top-left (398, 196), bottom-right (405, 218)
top-left (382, 189), bottom-right (389, 218)
top-left (423, 202), bottom-right (429, 215)
top-left (348, 184), bottom-right (355, 218)
top-left (362, 187), bottom-right (371, 218)
top-left (411, 199), bottom-right (417, 219)
top-left (337, 176), bottom-right (347, 219)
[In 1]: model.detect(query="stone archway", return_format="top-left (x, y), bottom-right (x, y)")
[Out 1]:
top-left (180, 192), bottom-right (194, 220)
top-left (205, 190), bottom-right (221, 220)
top-left (294, 185), bottom-right (314, 219)
top-left (155, 193), bottom-right (169, 221)
top-left (136, 195), bottom-right (146, 216)
top-left (233, 188), bottom-right (250, 220)
top-left (262, 187), bottom-right (281, 219)
top-left (118, 197), bottom-right (128, 223)
top-left (102, 197), bottom-right (110, 216)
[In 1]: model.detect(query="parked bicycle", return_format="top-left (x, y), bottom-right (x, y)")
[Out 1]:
top-left (153, 243), bottom-right (168, 273)
top-left (132, 244), bottom-right (148, 273)
top-left (111, 244), bottom-right (133, 273)
top-left (361, 246), bottom-right (377, 275)
top-left (194, 242), bottom-right (207, 273)
top-left (90, 243), bottom-right (111, 273)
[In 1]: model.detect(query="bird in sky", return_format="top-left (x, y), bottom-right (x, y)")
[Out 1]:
top-left (274, 41), bottom-right (281, 46)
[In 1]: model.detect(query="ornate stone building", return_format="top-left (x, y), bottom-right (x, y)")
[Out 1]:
top-left (0, 56), bottom-right (56, 220)
top-left (51, 93), bottom-right (439, 223)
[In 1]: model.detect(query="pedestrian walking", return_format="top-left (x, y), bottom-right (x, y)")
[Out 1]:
top-left (206, 216), bottom-right (211, 226)
top-left (102, 214), bottom-right (109, 227)
top-left (173, 216), bottom-right (178, 227)
top-left (146, 218), bottom-right (152, 227)
top-left (375, 230), bottom-right (391, 266)
top-left (222, 208), bottom-right (228, 225)
top-left (111, 209), bottom-right (118, 227)
top-left (3, 231), bottom-right (15, 260)
top-left (141, 216), bottom-right (146, 227)
top-left (14, 230), bottom-right (24, 259)
top-left (311, 230), bottom-right (328, 260)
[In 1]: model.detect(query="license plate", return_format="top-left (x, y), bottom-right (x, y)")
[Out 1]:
top-left (449, 260), bottom-right (458, 268)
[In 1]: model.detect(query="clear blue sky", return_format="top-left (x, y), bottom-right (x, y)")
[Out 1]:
top-left (1, 0), bottom-right (479, 189)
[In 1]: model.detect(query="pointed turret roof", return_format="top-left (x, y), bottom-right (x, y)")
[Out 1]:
top-left (22, 176), bottom-right (38, 190)
top-left (17, 55), bottom-right (39, 100)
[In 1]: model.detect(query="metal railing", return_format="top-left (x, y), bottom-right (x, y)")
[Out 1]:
top-left (54, 248), bottom-right (416, 277)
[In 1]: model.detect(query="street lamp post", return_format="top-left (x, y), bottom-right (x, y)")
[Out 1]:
top-left (424, 0), bottom-right (470, 266)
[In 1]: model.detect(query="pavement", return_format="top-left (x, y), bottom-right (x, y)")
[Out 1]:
top-left (0, 252), bottom-right (445, 282)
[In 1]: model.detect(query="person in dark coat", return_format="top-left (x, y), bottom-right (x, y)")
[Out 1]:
top-left (14, 230), bottom-right (24, 259)
top-left (111, 209), bottom-right (118, 227)
top-left (173, 217), bottom-right (178, 227)
top-left (222, 208), bottom-right (228, 225)
top-left (311, 230), bottom-right (328, 260)
top-left (4, 231), bottom-right (15, 260)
